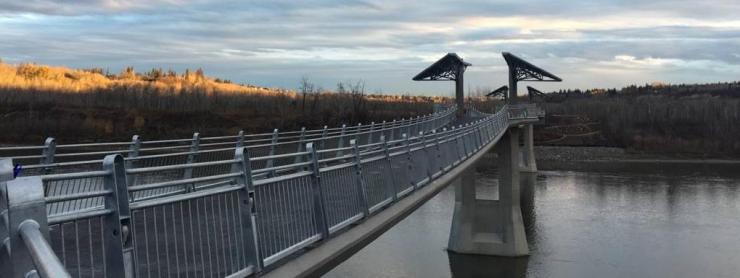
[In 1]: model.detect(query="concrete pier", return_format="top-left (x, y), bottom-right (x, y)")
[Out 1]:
top-left (520, 124), bottom-right (537, 173)
top-left (448, 128), bottom-right (529, 256)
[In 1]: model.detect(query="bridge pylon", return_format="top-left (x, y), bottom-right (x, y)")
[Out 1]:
top-left (448, 127), bottom-right (528, 257)
top-left (520, 124), bottom-right (537, 172)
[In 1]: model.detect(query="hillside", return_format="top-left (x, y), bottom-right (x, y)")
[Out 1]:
top-left (537, 82), bottom-right (740, 158)
top-left (0, 61), bottom-right (443, 144)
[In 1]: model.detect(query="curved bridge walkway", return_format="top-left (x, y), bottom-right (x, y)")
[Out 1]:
top-left (0, 103), bottom-right (541, 278)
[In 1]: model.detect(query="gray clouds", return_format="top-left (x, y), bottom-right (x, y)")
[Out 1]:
top-left (1, 0), bottom-right (740, 95)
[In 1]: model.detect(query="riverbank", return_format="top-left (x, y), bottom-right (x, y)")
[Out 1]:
top-left (535, 146), bottom-right (740, 164)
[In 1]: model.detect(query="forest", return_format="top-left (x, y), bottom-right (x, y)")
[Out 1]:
top-left (534, 82), bottom-right (740, 157)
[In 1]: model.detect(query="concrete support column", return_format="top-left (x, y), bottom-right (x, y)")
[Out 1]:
top-left (520, 124), bottom-right (537, 173)
top-left (448, 127), bottom-right (528, 256)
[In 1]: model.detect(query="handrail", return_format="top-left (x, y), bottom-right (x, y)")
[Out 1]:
top-left (18, 220), bottom-right (71, 278)
top-left (3, 107), bottom-right (456, 172)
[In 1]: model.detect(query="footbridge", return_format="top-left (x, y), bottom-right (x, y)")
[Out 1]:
top-left (0, 53), bottom-right (557, 278)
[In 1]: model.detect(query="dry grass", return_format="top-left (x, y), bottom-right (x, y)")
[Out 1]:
top-left (0, 61), bottom-right (446, 144)
top-left (0, 62), bottom-right (285, 96)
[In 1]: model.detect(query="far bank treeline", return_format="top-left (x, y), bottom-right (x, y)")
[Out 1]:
top-left (530, 83), bottom-right (740, 157)
top-left (0, 61), bottom-right (446, 144)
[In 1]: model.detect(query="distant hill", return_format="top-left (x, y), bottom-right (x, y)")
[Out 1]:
top-left (0, 60), bottom-right (445, 144)
top-left (537, 81), bottom-right (740, 102)
top-left (0, 61), bottom-right (291, 96)
top-left (535, 82), bottom-right (740, 158)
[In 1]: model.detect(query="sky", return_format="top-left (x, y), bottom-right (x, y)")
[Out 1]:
top-left (2, 0), bottom-right (740, 96)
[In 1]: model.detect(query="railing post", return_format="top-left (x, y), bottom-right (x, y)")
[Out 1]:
top-left (335, 125), bottom-right (347, 159)
top-left (474, 122), bottom-right (483, 149)
top-left (125, 135), bottom-right (141, 189)
top-left (294, 127), bottom-right (307, 170)
top-left (368, 122), bottom-right (375, 145)
top-left (403, 118), bottom-right (410, 138)
top-left (380, 136), bottom-right (398, 203)
top-left (127, 135), bottom-right (141, 161)
top-left (433, 129), bottom-right (443, 174)
top-left (236, 130), bottom-right (245, 148)
top-left (319, 126), bottom-right (329, 152)
top-left (40, 137), bottom-right (56, 174)
top-left (183, 132), bottom-right (200, 191)
top-left (6, 176), bottom-right (66, 278)
top-left (389, 120), bottom-right (396, 141)
top-left (441, 128), bottom-right (451, 167)
top-left (380, 121), bottom-right (386, 142)
top-left (0, 159), bottom-right (13, 275)
top-left (306, 143), bottom-right (330, 239)
top-left (414, 116), bottom-right (421, 134)
top-left (354, 123), bottom-right (362, 146)
top-left (350, 140), bottom-right (370, 218)
top-left (460, 125), bottom-right (469, 158)
top-left (102, 154), bottom-right (133, 278)
top-left (232, 148), bottom-right (262, 271)
top-left (403, 134), bottom-right (415, 190)
top-left (420, 131), bottom-right (433, 183)
top-left (266, 129), bottom-right (278, 177)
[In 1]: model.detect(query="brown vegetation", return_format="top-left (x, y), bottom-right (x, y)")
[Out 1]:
top-left (0, 61), bottom-right (446, 144)
top-left (541, 83), bottom-right (740, 157)
top-left (470, 82), bottom-right (740, 157)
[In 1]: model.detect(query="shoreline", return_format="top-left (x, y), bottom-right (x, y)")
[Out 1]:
top-left (535, 146), bottom-right (740, 165)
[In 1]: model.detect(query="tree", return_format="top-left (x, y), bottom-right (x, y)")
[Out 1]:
top-left (299, 76), bottom-right (315, 114)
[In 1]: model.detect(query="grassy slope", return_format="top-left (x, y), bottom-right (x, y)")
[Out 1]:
top-left (0, 62), bottom-right (442, 144)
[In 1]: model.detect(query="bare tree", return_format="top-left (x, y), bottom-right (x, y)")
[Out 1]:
top-left (299, 76), bottom-right (315, 114)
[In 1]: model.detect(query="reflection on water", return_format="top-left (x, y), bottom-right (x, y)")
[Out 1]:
top-left (325, 162), bottom-right (740, 278)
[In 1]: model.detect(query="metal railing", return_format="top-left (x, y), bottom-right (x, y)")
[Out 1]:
top-left (2, 108), bottom-right (456, 176)
top-left (1, 104), bottom-right (542, 277)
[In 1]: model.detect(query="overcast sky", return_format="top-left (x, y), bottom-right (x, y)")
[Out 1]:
top-left (2, 0), bottom-right (740, 96)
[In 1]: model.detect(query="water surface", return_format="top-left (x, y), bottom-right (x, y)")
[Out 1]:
top-left (325, 163), bottom-right (740, 278)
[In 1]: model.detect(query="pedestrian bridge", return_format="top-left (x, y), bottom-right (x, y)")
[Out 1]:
top-left (1, 52), bottom-right (558, 278)
top-left (0, 103), bottom-right (542, 277)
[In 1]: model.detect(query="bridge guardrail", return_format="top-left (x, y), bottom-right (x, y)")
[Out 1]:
top-left (2, 108), bottom-right (456, 174)
top-left (1, 104), bottom-right (542, 277)
top-left (3, 108), bottom-right (456, 217)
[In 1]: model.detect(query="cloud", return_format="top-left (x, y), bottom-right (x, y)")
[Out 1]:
top-left (1, 0), bottom-right (740, 94)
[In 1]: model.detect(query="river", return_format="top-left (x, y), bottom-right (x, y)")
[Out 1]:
top-left (325, 162), bottom-right (740, 278)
